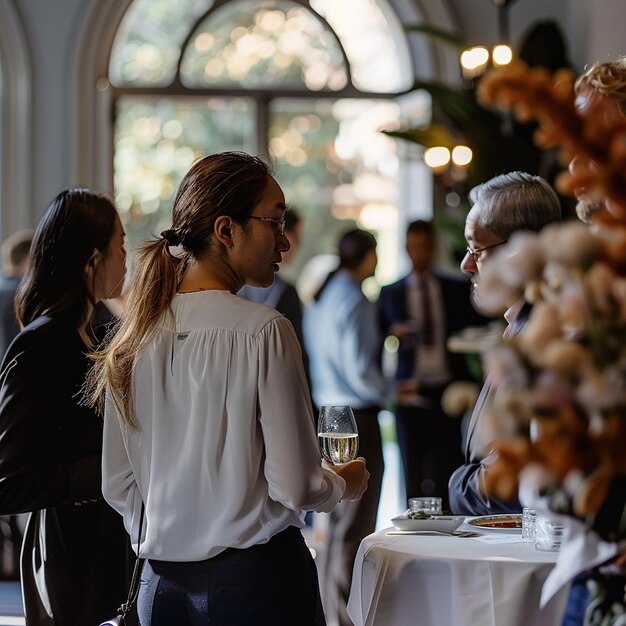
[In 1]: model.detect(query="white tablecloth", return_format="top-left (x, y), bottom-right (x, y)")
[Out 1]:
top-left (347, 522), bottom-right (570, 626)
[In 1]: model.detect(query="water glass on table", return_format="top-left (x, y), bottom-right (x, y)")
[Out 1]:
top-left (534, 514), bottom-right (565, 552)
top-left (409, 497), bottom-right (442, 516)
top-left (522, 507), bottom-right (537, 541)
top-left (317, 405), bottom-right (359, 465)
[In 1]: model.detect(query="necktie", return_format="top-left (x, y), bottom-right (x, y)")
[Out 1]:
top-left (418, 276), bottom-right (434, 347)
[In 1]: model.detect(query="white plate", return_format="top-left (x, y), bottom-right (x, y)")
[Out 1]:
top-left (390, 515), bottom-right (465, 533)
top-left (467, 514), bottom-right (522, 532)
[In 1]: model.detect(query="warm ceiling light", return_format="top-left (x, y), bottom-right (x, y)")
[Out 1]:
top-left (452, 145), bottom-right (473, 166)
top-left (492, 44), bottom-right (513, 66)
top-left (460, 46), bottom-right (490, 79)
top-left (424, 146), bottom-right (451, 169)
top-left (460, 46), bottom-right (489, 71)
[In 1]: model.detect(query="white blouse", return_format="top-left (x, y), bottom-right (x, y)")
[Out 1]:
top-left (102, 290), bottom-right (345, 562)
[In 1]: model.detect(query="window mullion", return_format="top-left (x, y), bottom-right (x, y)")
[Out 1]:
top-left (255, 96), bottom-right (270, 159)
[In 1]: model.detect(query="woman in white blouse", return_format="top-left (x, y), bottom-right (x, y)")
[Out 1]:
top-left (90, 152), bottom-right (369, 626)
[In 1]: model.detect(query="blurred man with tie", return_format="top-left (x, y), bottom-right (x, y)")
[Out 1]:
top-left (379, 220), bottom-right (485, 508)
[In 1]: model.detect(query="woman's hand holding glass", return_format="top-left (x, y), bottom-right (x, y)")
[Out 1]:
top-left (318, 405), bottom-right (369, 500)
top-left (323, 457), bottom-right (369, 501)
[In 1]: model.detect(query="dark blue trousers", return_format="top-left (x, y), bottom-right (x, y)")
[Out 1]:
top-left (138, 526), bottom-right (325, 626)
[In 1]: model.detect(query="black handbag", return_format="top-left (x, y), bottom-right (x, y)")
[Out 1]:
top-left (100, 504), bottom-right (145, 626)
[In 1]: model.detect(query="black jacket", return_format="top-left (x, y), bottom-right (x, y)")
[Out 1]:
top-left (0, 314), bottom-right (133, 625)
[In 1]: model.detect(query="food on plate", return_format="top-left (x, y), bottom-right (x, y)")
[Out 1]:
top-left (407, 511), bottom-right (435, 520)
top-left (469, 515), bottom-right (522, 529)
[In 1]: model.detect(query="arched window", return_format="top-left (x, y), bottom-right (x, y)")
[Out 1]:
top-left (106, 0), bottom-right (434, 284)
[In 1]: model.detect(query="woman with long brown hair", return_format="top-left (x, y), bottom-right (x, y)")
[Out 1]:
top-left (0, 188), bottom-right (132, 625)
top-left (91, 152), bottom-right (369, 625)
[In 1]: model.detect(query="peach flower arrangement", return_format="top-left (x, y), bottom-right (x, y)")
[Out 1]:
top-left (463, 61), bottom-right (626, 546)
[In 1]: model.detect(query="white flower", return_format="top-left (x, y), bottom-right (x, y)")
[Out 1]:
top-left (586, 263), bottom-right (616, 315)
top-left (518, 462), bottom-right (557, 509)
top-left (559, 280), bottom-right (589, 336)
top-left (576, 366), bottom-right (626, 412)
top-left (474, 252), bottom-right (524, 316)
top-left (594, 221), bottom-right (626, 266)
top-left (540, 221), bottom-right (602, 268)
top-left (471, 406), bottom-right (520, 454)
top-left (483, 344), bottom-right (528, 388)
top-left (499, 232), bottom-right (546, 284)
top-left (441, 381), bottom-right (480, 417)
top-left (563, 469), bottom-right (585, 499)
top-left (530, 370), bottom-right (575, 410)
top-left (517, 301), bottom-right (563, 357)
top-left (611, 277), bottom-right (626, 323)
top-left (540, 262), bottom-right (577, 303)
top-left (537, 339), bottom-right (591, 380)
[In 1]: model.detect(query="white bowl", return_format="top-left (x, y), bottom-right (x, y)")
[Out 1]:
top-left (391, 515), bottom-right (465, 532)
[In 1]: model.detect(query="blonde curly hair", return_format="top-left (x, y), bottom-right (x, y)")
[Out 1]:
top-left (575, 57), bottom-right (626, 115)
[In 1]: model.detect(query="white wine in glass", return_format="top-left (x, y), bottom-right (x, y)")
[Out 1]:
top-left (318, 405), bottom-right (359, 465)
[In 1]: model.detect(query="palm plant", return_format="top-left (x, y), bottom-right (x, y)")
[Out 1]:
top-left (384, 20), bottom-right (574, 258)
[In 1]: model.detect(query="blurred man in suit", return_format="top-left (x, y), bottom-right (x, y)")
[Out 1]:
top-left (304, 228), bottom-right (387, 626)
top-left (448, 171), bottom-right (562, 516)
top-left (379, 220), bottom-right (486, 508)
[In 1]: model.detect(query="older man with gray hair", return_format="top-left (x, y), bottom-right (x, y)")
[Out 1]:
top-left (449, 170), bottom-right (563, 516)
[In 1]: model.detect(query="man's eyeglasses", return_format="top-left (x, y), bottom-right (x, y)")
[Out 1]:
top-left (247, 215), bottom-right (286, 236)
top-left (465, 240), bottom-right (507, 263)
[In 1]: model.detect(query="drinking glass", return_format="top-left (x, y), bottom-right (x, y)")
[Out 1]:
top-left (409, 497), bottom-right (443, 516)
top-left (317, 405), bottom-right (359, 465)
top-left (534, 514), bottom-right (565, 552)
top-left (522, 507), bottom-right (537, 541)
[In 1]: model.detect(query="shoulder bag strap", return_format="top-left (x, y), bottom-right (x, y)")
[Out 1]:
top-left (117, 502), bottom-right (145, 617)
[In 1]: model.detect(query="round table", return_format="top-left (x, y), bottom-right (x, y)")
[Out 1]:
top-left (347, 520), bottom-right (569, 626)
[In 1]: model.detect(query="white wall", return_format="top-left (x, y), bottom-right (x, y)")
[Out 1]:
top-left (12, 0), bottom-right (89, 222)
top-left (582, 0), bottom-right (626, 66)
top-left (447, 0), bottom-right (626, 71)
top-left (449, 0), bottom-right (572, 52)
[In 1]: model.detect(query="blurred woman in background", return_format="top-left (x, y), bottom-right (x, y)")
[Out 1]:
top-left (0, 189), bottom-right (133, 625)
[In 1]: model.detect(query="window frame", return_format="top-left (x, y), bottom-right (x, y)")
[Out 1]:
top-left (79, 0), bottom-right (460, 262)
top-left (108, 0), bottom-right (416, 158)
top-left (77, 0), bottom-right (458, 224)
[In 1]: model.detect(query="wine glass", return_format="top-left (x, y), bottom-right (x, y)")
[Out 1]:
top-left (317, 405), bottom-right (359, 465)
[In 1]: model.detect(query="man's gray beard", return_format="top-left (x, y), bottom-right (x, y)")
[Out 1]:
top-left (575, 197), bottom-right (605, 223)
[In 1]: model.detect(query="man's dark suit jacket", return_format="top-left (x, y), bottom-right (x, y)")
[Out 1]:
top-left (448, 302), bottom-right (532, 516)
top-left (0, 277), bottom-right (20, 358)
top-left (378, 271), bottom-right (485, 382)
